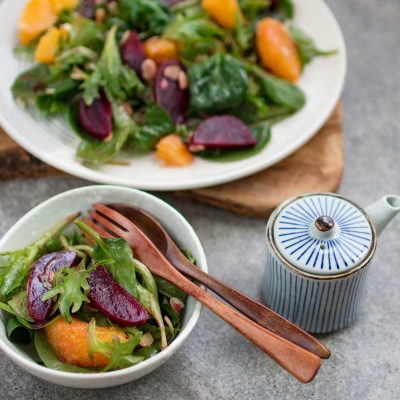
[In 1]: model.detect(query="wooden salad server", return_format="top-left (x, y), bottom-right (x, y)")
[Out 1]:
top-left (107, 203), bottom-right (330, 360)
top-left (83, 204), bottom-right (322, 383)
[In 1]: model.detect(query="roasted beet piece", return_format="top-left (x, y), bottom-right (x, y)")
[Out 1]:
top-left (120, 31), bottom-right (147, 76)
top-left (88, 266), bottom-right (149, 326)
top-left (27, 251), bottom-right (77, 322)
top-left (155, 60), bottom-right (189, 124)
top-left (189, 115), bottom-right (257, 150)
top-left (78, 94), bottom-right (112, 141)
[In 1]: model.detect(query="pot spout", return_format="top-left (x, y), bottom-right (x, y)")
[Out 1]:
top-left (365, 195), bottom-right (400, 236)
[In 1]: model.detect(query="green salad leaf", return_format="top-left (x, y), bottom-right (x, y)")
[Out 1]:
top-left (82, 26), bottom-right (144, 105)
top-left (42, 267), bottom-right (90, 323)
top-left (88, 319), bottom-right (143, 371)
top-left (34, 330), bottom-right (93, 373)
top-left (0, 213), bottom-right (78, 300)
top-left (7, 316), bottom-right (32, 345)
top-left (289, 25), bottom-right (337, 66)
top-left (67, 15), bottom-right (105, 52)
top-left (11, 64), bottom-right (50, 105)
top-left (131, 104), bottom-right (174, 152)
top-left (188, 53), bottom-right (248, 113)
top-left (163, 11), bottom-right (225, 61)
top-left (118, 0), bottom-right (172, 37)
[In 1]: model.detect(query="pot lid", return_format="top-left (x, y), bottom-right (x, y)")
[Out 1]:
top-left (271, 194), bottom-right (376, 276)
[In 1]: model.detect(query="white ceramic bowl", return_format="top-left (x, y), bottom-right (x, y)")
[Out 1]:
top-left (0, 185), bottom-right (207, 388)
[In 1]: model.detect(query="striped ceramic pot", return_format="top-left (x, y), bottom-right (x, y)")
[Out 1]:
top-left (263, 193), bottom-right (380, 334)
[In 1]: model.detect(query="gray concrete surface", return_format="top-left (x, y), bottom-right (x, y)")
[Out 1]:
top-left (0, 0), bottom-right (399, 399)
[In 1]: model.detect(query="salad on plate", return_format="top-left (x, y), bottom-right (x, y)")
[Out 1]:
top-left (0, 211), bottom-right (188, 372)
top-left (12, 0), bottom-right (334, 167)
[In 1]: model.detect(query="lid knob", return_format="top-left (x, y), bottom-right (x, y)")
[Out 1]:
top-left (315, 216), bottom-right (335, 232)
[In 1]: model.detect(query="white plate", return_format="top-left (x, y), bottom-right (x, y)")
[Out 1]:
top-left (0, 0), bottom-right (346, 191)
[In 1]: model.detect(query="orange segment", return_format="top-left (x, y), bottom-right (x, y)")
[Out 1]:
top-left (144, 37), bottom-right (178, 65)
top-left (44, 317), bottom-right (127, 368)
top-left (201, 0), bottom-right (243, 29)
top-left (18, 0), bottom-right (58, 46)
top-left (34, 27), bottom-right (61, 64)
top-left (256, 18), bottom-right (301, 82)
top-left (156, 134), bottom-right (193, 167)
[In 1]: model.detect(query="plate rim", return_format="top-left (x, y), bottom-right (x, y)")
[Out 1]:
top-left (0, 0), bottom-right (347, 191)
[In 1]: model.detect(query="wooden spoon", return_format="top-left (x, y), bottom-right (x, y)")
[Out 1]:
top-left (107, 203), bottom-right (330, 360)
top-left (83, 204), bottom-right (321, 383)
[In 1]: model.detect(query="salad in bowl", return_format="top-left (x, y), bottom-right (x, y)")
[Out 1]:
top-left (12, 0), bottom-right (334, 167)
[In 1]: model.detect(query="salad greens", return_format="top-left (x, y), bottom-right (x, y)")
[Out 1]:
top-left (0, 211), bottom-right (188, 372)
top-left (12, 0), bottom-right (335, 166)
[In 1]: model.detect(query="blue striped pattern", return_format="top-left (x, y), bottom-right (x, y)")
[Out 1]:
top-left (263, 247), bottom-right (369, 333)
top-left (274, 195), bottom-right (372, 275)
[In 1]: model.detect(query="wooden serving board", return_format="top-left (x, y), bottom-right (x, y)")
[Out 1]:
top-left (0, 103), bottom-right (343, 218)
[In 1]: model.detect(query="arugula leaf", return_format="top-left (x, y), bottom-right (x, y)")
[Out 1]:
top-left (6, 316), bottom-right (32, 345)
top-left (11, 64), bottom-right (50, 106)
top-left (118, 0), bottom-right (172, 37)
top-left (238, 0), bottom-right (270, 22)
top-left (72, 101), bottom-right (134, 164)
top-left (279, 0), bottom-right (295, 20)
top-left (163, 11), bottom-right (225, 61)
top-left (88, 319), bottom-right (143, 371)
top-left (42, 267), bottom-right (90, 322)
top-left (74, 220), bottom-right (139, 299)
top-left (34, 330), bottom-right (93, 372)
top-left (188, 53), bottom-right (248, 113)
top-left (82, 26), bottom-right (144, 105)
top-left (133, 344), bottom-right (158, 359)
top-left (131, 104), bottom-right (174, 152)
top-left (199, 121), bottom-right (271, 162)
top-left (289, 25), bottom-right (337, 66)
top-left (0, 213), bottom-right (78, 300)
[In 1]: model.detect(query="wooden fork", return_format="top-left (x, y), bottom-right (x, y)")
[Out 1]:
top-left (83, 204), bottom-right (321, 383)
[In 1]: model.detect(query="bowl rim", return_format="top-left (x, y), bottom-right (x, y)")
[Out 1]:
top-left (0, 185), bottom-right (207, 382)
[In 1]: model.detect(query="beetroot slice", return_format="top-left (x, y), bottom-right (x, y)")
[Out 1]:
top-left (27, 251), bottom-right (77, 323)
top-left (88, 266), bottom-right (149, 327)
top-left (155, 60), bottom-right (189, 124)
top-left (189, 115), bottom-right (257, 149)
top-left (120, 31), bottom-right (146, 76)
top-left (78, 93), bottom-right (112, 141)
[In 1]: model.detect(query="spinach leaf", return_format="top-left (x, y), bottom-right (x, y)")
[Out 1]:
top-left (73, 101), bottom-right (134, 164)
top-left (74, 220), bottom-right (139, 299)
top-left (230, 93), bottom-right (270, 124)
top-left (199, 121), bottom-right (271, 162)
top-left (188, 53), bottom-right (248, 113)
top-left (34, 330), bottom-right (93, 372)
top-left (42, 267), bottom-right (90, 322)
top-left (36, 78), bottom-right (79, 116)
top-left (131, 104), bottom-right (173, 152)
top-left (289, 25), bottom-right (337, 66)
top-left (0, 213), bottom-right (78, 300)
top-left (11, 64), bottom-right (50, 105)
top-left (244, 63), bottom-right (305, 111)
top-left (118, 0), bottom-right (172, 37)
top-left (7, 316), bottom-right (32, 345)
top-left (163, 11), bottom-right (225, 61)
top-left (133, 345), bottom-right (158, 359)
top-left (82, 26), bottom-right (144, 105)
